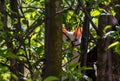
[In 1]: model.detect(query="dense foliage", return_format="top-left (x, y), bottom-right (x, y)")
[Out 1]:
top-left (0, 0), bottom-right (120, 81)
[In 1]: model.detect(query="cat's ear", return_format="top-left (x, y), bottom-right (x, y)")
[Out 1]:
top-left (62, 28), bottom-right (67, 34)
top-left (73, 26), bottom-right (82, 38)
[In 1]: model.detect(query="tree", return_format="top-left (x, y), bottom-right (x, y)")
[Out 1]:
top-left (0, 0), bottom-right (24, 81)
top-left (96, 15), bottom-right (113, 81)
top-left (0, 0), bottom-right (120, 81)
top-left (0, 0), bottom-right (44, 80)
top-left (42, 0), bottom-right (62, 80)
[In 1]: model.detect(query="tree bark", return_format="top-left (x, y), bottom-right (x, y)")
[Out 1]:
top-left (42, 0), bottom-right (62, 80)
top-left (111, 0), bottom-right (120, 81)
top-left (97, 15), bottom-right (113, 81)
top-left (80, 3), bottom-right (90, 81)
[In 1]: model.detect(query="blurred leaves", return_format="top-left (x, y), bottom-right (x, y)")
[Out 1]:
top-left (44, 76), bottom-right (58, 81)
top-left (0, 0), bottom-right (120, 80)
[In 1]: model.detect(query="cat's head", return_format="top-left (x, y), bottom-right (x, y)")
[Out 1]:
top-left (63, 26), bottom-right (82, 46)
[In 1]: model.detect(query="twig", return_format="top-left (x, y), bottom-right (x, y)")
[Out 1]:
top-left (15, 17), bottom-right (44, 52)
top-left (56, 7), bottom-right (73, 14)
top-left (62, 54), bottom-right (80, 67)
top-left (78, 0), bottom-right (101, 36)
top-left (0, 62), bottom-right (10, 69)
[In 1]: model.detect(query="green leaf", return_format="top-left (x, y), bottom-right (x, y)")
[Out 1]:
top-left (91, 10), bottom-right (101, 17)
top-left (68, 62), bottom-right (79, 71)
top-left (26, 9), bottom-right (35, 13)
top-left (44, 76), bottom-right (58, 81)
top-left (11, 18), bottom-right (18, 25)
top-left (22, 19), bottom-right (28, 24)
top-left (36, 45), bottom-right (44, 54)
top-left (80, 66), bottom-right (93, 71)
top-left (4, 51), bottom-right (18, 59)
top-left (32, 58), bottom-right (41, 66)
top-left (115, 43), bottom-right (120, 55)
top-left (103, 25), bottom-right (111, 33)
top-left (0, 75), bottom-right (6, 81)
top-left (11, 73), bottom-right (18, 80)
top-left (0, 21), bottom-right (3, 30)
top-left (0, 49), bottom-right (6, 57)
top-left (67, 52), bottom-right (74, 58)
top-left (108, 41), bottom-right (119, 49)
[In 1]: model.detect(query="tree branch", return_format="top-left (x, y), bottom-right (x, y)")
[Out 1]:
top-left (78, 1), bottom-right (101, 36)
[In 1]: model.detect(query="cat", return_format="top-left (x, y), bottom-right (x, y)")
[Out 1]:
top-left (62, 26), bottom-right (84, 81)
top-left (62, 26), bottom-right (82, 46)
top-left (62, 26), bottom-right (97, 81)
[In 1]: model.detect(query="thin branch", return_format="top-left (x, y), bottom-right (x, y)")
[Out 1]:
top-left (56, 0), bottom-right (75, 15)
top-left (15, 17), bottom-right (44, 52)
top-left (21, 6), bottom-right (44, 10)
top-left (0, 62), bottom-right (10, 69)
top-left (25, 17), bottom-right (44, 39)
top-left (78, 1), bottom-right (101, 36)
top-left (56, 7), bottom-right (73, 14)
top-left (62, 54), bottom-right (80, 67)
top-left (65, 0), bottom-right (75, 8)
top-left (19, 3), bottom-right (29, 29)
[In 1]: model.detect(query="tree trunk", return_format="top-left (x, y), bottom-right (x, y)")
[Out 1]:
top-left (111, 0), bottom-right (120, 81)
top-left (97, 15), bottom-right (113, 81)
top-left (80, 3), bottom-right (90, 81)
top-left (42, 0), bottom-right (62, 80)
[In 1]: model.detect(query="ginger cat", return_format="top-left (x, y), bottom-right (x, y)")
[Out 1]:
top-left (62, 26), bottom-right (82, 46)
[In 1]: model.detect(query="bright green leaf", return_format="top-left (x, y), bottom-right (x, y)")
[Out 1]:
top-left (44, 76), bottom-right (58, 81)
top-left (91, 10), bottom-right (101, 16)
top-left (103, 25), bottom-right (111, 33)
top-left (80, 66), bottom-right (93, 71)
top-left (108, 41), bottom-right (119, 49)
top-left (68, 62), bottom-right (79, 71)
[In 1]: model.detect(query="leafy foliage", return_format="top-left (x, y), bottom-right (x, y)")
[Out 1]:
top-left (0, 0), bottom-right (120, 81)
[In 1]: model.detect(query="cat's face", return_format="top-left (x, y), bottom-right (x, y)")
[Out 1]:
top-left (63, 26), bottom-right (82, 46)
